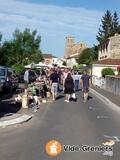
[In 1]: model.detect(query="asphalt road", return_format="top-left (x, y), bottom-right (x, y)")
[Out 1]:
top-left (0, 91), bottom-right (120, 160)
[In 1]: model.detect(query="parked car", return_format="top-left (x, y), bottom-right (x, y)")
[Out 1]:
top-left (0, 82), bottom-right (2, 92)
top-left (0, 66), bottom-right (18, 93)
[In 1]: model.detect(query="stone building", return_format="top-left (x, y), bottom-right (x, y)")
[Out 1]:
top-left (64, 36), bottom-right (87, 58)
top-left (64, 36), bottom-right (87, 67)
top-left (92, 34), bottom-right (120, 87)
top-left (99, 33), bottom-right (120, 60)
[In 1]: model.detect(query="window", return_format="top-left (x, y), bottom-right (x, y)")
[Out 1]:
top-left (0, 68), bottom-right (5, 76)
top-left (7, 69), bottom-right (13, 77)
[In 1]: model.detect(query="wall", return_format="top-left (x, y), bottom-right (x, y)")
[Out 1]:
top-left (92, 64), bottom-right (117, 78)
top-left (66, 58), bottom-right (78, 68)
top-left (105, 76), bottom-right (120, 96)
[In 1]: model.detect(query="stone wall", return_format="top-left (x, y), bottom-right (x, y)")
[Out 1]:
top-left (105, 76), bottom-right (120, 96)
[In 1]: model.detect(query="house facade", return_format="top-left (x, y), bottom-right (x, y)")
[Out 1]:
top-left (98, 34), bottom-right (120, 60)
top-left (43, 53), bottom-right (63, 67)
top-left (92, 34), bottom-right (120, 87)
top-left (66, 54), bottom-right (78, 68)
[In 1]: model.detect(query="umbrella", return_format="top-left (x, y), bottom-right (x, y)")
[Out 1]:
top-left (35, 62), bottom-right (48, 68)
top-left (24, 63), bottom-right (35, 68)
top-left (46, 64), bottom-right (53, 68)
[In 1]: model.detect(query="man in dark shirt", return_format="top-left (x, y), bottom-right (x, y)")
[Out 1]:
top-left (81, 70), bottom-right (91, 102)
top-left (50, 69), bottom-right (59, 101)
top-left (57, 67), bottom-right (62, 92)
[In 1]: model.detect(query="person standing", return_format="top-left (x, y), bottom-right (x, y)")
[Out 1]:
top-left (24, 68), bottom-right (30, 85)
top-left (63, 69), bottom-right (68, 92)
top-left (80, 70), bottom-right (91, 102)
top-left (57, 67), bottom-right (62, 92)
top-left (72, 71), bottom-right (81, 91)
top-left (50, 69), bottom-right (59, 101)
top-left (64, 73), bottom-right (74, 103)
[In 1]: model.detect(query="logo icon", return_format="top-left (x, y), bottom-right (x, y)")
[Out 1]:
top-left (45, 140), bottom-right (62, 157)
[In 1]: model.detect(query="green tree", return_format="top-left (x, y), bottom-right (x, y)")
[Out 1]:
top-left (97, 10), bottom-right (113, 45)
top-left (0, 28), bottom-right (43, 72)
top-left (73, 64), bottom-right (83, 70)
top-left (92, 45), bottom-right (99, 61)
top-left (112, 11), bottom-right (119, 35)
top-left (0, 33), bottom-right (8, 65)
top-left (77, 46), bottom-right (98, 65)
top-left (11, 28), bottom-right (43, 65)
top-left (0, 41), bottom-right (12, 65)
top-left (0, 33), bottom-right (2, 44)
top-left (97, 10), bottom-right (120, 45)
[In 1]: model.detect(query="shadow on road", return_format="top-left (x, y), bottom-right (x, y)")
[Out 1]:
top-left (0, 101), bottom-right (22, 118)
top-left (56, 95), bottom-right (65, 100)
top-left (88, 95), bottom-right (93, 100)
top-left (0, 90), bottom-right (22, 118)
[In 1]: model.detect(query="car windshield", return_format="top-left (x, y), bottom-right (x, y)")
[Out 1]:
top-left (0, 68), bottom-right (5, 76)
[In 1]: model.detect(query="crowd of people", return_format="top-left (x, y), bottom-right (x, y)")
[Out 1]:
top-left (23, 67), bottom-right (91, 103)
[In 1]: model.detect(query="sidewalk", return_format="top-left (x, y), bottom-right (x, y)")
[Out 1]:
top-left (0, 112), bottom-right (32, 127)
top-left (91, 86), bottom-right (120, 107)
top-left (0, 99), bottom-right (32, 127)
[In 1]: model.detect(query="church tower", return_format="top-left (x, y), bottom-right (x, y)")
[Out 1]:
top-left (64, 36), bottom-right (75, 58)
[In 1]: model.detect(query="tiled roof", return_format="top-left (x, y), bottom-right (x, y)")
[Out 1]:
top-left (66, 56), bottom-right (78, 59)
top-left (43, 54), bottom-right (53, 58)
top-left (93, 59), bottom-right (120, 65)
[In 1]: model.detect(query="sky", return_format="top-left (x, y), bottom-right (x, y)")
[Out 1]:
top-left (0, 0), bottom-right (120, 57)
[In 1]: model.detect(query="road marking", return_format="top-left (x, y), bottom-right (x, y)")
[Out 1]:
top-left (97, 116), bottom-right (109, 119)
top-left (89, 107), bottom-right (101, 110)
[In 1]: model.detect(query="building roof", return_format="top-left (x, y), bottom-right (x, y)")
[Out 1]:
top-left (93, 59), bottom-right (120, 65)
top-left (43, 54), bottom-right (54, 59)
top-left (66, 54), bottom-right (78, 59)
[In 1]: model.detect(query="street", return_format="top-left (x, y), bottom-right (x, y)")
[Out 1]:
top-left (0, 90), bottom-right (120, 160)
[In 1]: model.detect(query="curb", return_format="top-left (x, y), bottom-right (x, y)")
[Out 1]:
top-left (0, 114), bottom-right (32, 127)
top-left (90, 88), bottom-right (120, 110)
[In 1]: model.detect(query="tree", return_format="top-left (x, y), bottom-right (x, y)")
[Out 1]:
top-left (97, 10), bottom-right (120, 45)
top-left (11, 28), bottom-right (43, 65)
top-left (111, 11), bottom-right (119, 35)
top-left (0, 33), bottom-right (2, 44)
top-left (0, 33), bottom-right (8, 65)
top-left (0, 28), bottom-right (43, 72)
top-left (73, 64), bottom-right (83, 70)
top-left (97, 10), bottom-right (113, 45)
top-left (0, 41), bottom-right (13, 66)
top-left (77, 48), bottom-right (94, 65)
top-left (92, 45), bottom-right (99, 61)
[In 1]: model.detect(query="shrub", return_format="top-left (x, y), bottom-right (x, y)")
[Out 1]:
top-left (102, 68), bottom-right (115, 77)
top-left (73, 64), bottom-right (83, 70)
